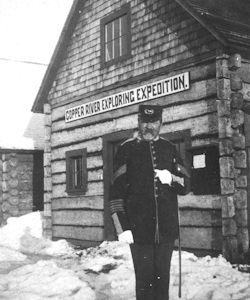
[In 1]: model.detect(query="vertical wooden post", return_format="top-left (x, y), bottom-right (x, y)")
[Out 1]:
top-left (217, 55), bottom-right (238, 262)
top-left (217, 53), bottom-right (249, 261)
top-left (0, 154), bottom-right (3, 225)
top-left (244, 112), bottom-right (250, 253)
top-left (43, 103), bottom-right (53, 239)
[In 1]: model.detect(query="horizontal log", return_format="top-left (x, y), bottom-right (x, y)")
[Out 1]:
top-left (51, 155), bottom-right (103, 174)
top-left (179, 210), bottom-right (221, 227)
top-left (53, 237), bottom-right (101, 249)
top-left (52, 210), bottom-right (104, 226)
top-left (51, 108), bottom-right (218, 149)
top-left (178, 194), bottom-right (221, 209)
top-left (52, 182), bottom-right (103, 198)
top-left (161, 112), bottom-right (218, 137)
top-left (191, 136), bottom-right (218, 148)
top-left (52, 196), bottom-right (104, 210)
top-left (51, 115), bottom-right (137, 147)
top-left (180, 227), bottom-right (222, 250)
top-left (52, 173), bottom-right (65, 184)
top-left (52, 169), bottom-right (103, 185)
top-left (51, 77), bottom-right (217, 126)
top-left (52, 225), bottom-right (104, 241)
top-left (51, 138), bottom-right (102, 160)
top-left (52, 97), bottom-right (217, 141)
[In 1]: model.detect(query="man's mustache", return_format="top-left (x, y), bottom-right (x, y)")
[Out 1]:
top-left (142, 128), bottom-right (155, 134)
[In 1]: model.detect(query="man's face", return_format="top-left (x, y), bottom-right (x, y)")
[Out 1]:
top-left (138, 118), bottom-right (161, 141)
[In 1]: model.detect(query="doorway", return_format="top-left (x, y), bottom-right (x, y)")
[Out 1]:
top-left (102, 129), bottom-right (191, 240)
top-left (102, 129), bottom-right (134, 240)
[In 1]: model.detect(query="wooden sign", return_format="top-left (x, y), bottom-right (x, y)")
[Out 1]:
top-left (65, 72), bottom-right (190, 123)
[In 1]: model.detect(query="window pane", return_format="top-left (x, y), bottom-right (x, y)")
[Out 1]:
top-left (120, 34), bottom-right (128, 56)
top-left (114, 37), bottom-right (120, 59)
top-left (106, 41), bottom-right (113, 61)
top-left (105, 22), bottom-right (113, 42)
top-left (114, 18), bottom-right (120, 39)
top-left (120, 14), bottom-right (127, 35)
top-left (72, 157), bottom-right (82, 189)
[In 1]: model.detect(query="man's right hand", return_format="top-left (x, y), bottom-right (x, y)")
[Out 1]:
top-left (118, 230), bottom-right (134, 244)
top-left (155, 169), bottom-right (172, 185)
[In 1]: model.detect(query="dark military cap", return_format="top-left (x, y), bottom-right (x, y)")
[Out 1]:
top-left (138, 104), bottom-right (162, 122)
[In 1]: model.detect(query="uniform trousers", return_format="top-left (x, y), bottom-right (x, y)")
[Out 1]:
top-left (130, 240), bottom-right (174, 300)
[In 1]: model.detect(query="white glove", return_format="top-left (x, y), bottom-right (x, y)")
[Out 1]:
top-left (155, 169), bottom-right (172, 185)
top-left (118, 230), bottom-right (134, 244)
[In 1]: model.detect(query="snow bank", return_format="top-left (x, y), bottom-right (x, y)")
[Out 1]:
top-left (0, 260), bottom-right (95, 300)
top-left (0, 212), bottom-right (75, 256)
top-left (0, 212), bottom-right (249, 299)
top-left (0, 246), bottom-right (27, 262)
top-left (78, 241), bottom-right (250, 300)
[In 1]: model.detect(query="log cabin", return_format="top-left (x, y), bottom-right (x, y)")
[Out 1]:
top-left (32, 0), bottom-right (250, 261)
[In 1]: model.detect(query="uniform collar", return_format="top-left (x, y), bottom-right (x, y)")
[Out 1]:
top-left (136, 134), bottom-right (160, 142)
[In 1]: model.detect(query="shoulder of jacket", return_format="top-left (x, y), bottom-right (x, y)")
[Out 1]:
top-left (120, 137), bottom-right (137, 147)
top-left (159, 136), bottom-right (176, 149)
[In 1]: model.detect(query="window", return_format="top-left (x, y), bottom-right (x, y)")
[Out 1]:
top-left (190, 146), bottom-right (220, 195)
top-left (66, 149), bottom-right (87, 195)
top-left (101, 4), bottom-right (131, 66)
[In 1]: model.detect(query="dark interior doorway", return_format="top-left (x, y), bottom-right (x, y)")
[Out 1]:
top-left (103, 129), bottom-right (134, 240)
top-left (33, 150), bottom-right (44, 211)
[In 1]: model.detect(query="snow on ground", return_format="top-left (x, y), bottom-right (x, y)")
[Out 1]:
top-left (0, 212), bottom-right (249, 300)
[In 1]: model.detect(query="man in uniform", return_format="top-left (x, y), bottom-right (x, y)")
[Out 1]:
top-left (110, 104), bottom-right (189, 300)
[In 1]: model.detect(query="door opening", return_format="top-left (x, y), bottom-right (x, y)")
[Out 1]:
top-left (103, 129), bottom-right (134, 240)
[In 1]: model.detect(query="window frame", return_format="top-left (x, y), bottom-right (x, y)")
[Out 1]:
top-left (162, 129), bottom-right (192, 193)
top-left (100, 3), bottom-right (131, 67)
top-left (66, 148), bottom-right (88, 195)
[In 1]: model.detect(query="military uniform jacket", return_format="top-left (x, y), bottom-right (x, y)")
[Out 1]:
top-left (110, 136), bottom-right (189, 244)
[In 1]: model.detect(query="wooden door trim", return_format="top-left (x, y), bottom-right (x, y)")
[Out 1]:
top-left (102, 129), bottom-right (134, 240)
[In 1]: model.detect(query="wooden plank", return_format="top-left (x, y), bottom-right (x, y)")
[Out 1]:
top-left (191, 136), bottom-right (218, 148)
top-left (51, 115), bottom-right (137, 147)
top-left (51, 138), bottom-right (102, 160)
top-left (52, 210), bottom-right (104, 227)
top-left (161, 112), bottom-right (218, 137)
top-left (52, 225), bottom-right (104, 241)
top-left (180, 227), bottom-right (222, 250)
top-left (178, 194), bottom-right (221, 209)
top-left (179, 210), bottom-right (221, 227)
top-left (52, 196), bottom-right (104, 210)
top-left (52, 182), bottom-right (103, 198)
top-left (52, 173), bottom-right (65, 184)
top-left (51, 100), bottom-right (217, 148)
top-left (52, 237), bottom-right (101, 249)
top-left (52, 169), bottom-right (103, 184)
top-left (50, 78), bottom-right (217, 127)
top-left (51, 156), bottom-right (103, 174)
